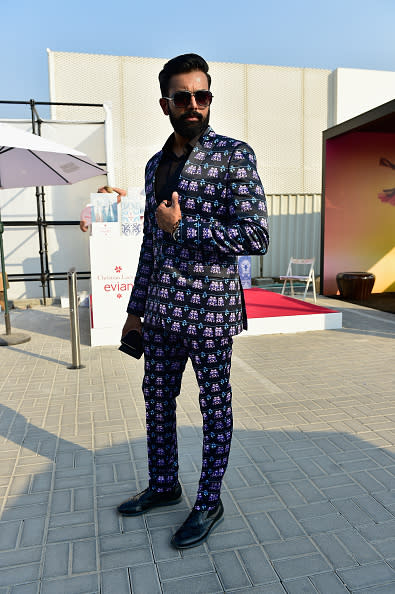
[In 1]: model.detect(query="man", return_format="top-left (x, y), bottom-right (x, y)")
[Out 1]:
top-left (118, 54), bottom-right (269, 549)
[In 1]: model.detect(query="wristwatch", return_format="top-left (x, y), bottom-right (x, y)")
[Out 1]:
top-left (172, 219), bottom-right (181, 241)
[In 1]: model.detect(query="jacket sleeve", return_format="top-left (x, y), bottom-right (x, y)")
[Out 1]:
top-left (175, 143), bottom-right (269, 256)
top-left (126, 191), bottom-right (154, 317)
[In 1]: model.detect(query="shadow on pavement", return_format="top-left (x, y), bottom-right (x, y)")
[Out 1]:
top-left (2, 305), bottom-right (91, 346)
top-left (4, 345), bottom-right (70, 367)
top-left (0, 404), bottom-right (395, 593)
top-left (326, 301), bottom-right (395, 340)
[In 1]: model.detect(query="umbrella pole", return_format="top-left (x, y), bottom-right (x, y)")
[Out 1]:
top-left (0, 211), bottom-right (11, 334)
top-left (0, 209), bottom-right (31, 346)
top-left (35, 185), bottom-right (48, 305)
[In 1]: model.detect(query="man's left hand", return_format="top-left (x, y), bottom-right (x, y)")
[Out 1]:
top-left (155, 191), bottom-right (181, 233)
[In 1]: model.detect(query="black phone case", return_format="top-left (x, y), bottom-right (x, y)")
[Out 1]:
top-left (119, 330), bottom-right (143, 359)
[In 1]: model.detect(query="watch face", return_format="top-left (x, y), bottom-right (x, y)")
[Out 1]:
top-left (172, 227), bottom-right (180, 241)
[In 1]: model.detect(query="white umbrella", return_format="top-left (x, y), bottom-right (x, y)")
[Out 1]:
top-left (0, 123), bottom-right (106, 345)
top-left (0, 122), bottom-right (105, 188)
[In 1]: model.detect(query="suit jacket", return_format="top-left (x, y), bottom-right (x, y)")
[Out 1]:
top-left (127, 127), bottom-right (269, 338)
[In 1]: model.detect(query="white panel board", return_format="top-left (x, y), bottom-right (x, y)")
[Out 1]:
top-left (332, 68), bottom-right (395, 124)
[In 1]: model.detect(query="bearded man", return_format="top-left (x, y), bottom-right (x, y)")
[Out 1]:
top-left (117, 53), bottom-right (269, 549)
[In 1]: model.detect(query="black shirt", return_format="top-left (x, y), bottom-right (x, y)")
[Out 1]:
top-left (154, 132), bottom-right (202, 205)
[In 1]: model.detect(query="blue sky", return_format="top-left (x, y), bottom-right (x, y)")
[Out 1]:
top-left (2, 0), bottom-right (395, 119)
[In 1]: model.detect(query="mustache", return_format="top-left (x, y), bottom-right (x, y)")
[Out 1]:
top-left (180, 111), bottom-right (203, 121)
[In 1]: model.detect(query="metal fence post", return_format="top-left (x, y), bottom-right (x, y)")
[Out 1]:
top-left (67, 268), bottom-right (84, 369)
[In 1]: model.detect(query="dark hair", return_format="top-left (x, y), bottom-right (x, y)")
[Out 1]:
top-left (159, 53), bottom-right (211, 97)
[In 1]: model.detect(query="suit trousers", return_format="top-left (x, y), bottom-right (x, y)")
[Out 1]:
top-left (142, 327), bottom-right (233, 511)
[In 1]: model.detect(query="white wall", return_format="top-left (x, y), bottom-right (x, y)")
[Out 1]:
top-left (48, 51), bottom-right (330, 195)
top-left (3, 55), bottom-right (395, 299)
top-left (47, 52), bottom-right (332, 283)
top-left (330, 68), bottom-right (395, 125)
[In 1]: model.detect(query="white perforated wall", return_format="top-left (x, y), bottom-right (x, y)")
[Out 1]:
top-left (48, 51), bottom-right (330, 195)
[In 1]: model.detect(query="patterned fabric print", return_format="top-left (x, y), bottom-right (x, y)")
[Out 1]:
top-left (143, 327), bottom-right (233, 512)
top-left (127, 127), bottom-right (269, 337)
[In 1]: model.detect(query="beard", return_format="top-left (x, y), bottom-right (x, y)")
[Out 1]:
top-left (169, 108), bottom-right (210, 140)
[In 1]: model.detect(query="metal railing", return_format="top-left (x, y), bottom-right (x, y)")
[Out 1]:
top-left (255, 193), bottom-right (322, 279)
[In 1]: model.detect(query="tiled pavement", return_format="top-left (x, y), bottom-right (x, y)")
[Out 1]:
top-left (0, 297), bottom-right (394, 593)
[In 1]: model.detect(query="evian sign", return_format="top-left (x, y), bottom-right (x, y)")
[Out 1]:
top-left (101, 266), bottom-right (134, 297)
top-left (89, 234), bottom-right (142, 346)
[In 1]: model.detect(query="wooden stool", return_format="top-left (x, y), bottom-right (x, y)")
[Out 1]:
top-left (336, 272), bottom-right (375, 300)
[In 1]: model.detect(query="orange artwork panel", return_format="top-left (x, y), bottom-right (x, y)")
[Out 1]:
top-left (323, 132), bottom-right (395, 294)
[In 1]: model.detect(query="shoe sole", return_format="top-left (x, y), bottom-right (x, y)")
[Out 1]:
top-left (117, 495), bottom-right (182, 516)
top-left (170, 515), bottom-right (224, 549)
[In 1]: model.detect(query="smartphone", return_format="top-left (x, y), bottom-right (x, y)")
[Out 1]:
top-left (119, 330), bottom-right (143, 359)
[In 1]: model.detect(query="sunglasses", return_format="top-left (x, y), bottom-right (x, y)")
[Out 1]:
top-left (163, 90), bottom-right (213, 108)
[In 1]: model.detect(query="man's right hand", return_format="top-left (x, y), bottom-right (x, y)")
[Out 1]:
top-left (155, 191), bottom-right (181, 233)
top-left (121, 314), bottom-right (143, 337)
top-left (80, 219), bottom-right (89, 232)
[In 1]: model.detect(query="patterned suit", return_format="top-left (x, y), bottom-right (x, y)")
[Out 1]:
top-left (127, 126), bottom-right (269, 510)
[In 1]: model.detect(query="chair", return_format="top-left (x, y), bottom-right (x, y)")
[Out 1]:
top-left (280, 258), bottom-right (316, 303)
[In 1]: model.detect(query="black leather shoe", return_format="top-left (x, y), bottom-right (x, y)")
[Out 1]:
top-left (117, 482), bottom-right (182, 516)
top-left (171, 500), bottom-right (224, 549)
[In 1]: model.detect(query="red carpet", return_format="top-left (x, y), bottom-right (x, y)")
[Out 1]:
top-left (244, 288), bottom-right (336, 318)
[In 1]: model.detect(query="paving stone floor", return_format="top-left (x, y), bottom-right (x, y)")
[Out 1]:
top-left (0, 297), bottom-right (394, 593)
